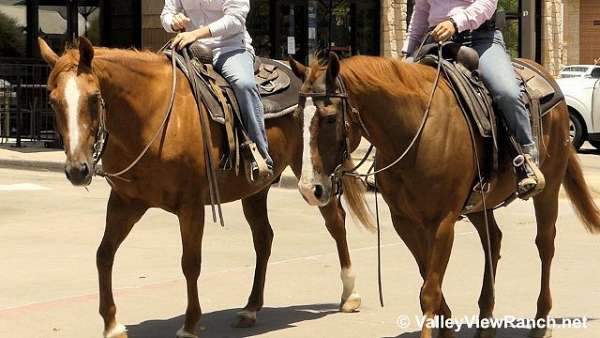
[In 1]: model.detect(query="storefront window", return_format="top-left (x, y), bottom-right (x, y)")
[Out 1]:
top-left (499, 0), bottom-right (520, 58)
top-left (248, 0), bottom-right (379, 63)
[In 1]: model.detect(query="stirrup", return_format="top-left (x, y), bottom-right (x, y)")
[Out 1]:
top-left (241, 141), bottom-right (272, 182)
top-left (517, 154), bottom-right (546, 200)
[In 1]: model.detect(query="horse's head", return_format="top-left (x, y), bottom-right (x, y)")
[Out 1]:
top-left (288, 53), bottom-right (351, 206)
top-left (39, 37), bottom-right (103, 186)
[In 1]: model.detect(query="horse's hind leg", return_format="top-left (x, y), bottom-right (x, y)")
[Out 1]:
top-left (467, 211), bottom-right (503, 338)
top-left (97, 191), bottom-right (148, 338)
top-left (319, 198), bottom-right (361, 312)
top-left (176, 204), bottom-right (205, 338)
top-left (390, 212), bottom-right (455, 338)
top-left (234, 187), bottom-right (274, 328)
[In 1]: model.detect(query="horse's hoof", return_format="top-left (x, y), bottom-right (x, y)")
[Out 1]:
top-left (474, 327), bottom-right (496, 338)
top-left (437, 328), bottom-right (456, 338)
top-left (528, 327), bottom-right (552, 338)
top-left (233, 310), bottom-right (257, 328)
top-left (175, 327), bottom-right (199, 338)
top-left (340, 292), bottom-right (361, 313)
top-left (103, 324), bottom-right (128, 338)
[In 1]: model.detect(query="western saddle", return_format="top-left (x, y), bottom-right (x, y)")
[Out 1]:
top-left (164, 42), bottom-right (301, 181)
top-left (415, 41), bottom-right (564, 212)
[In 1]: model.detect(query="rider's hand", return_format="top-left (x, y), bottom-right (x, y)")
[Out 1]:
top-left (432, 20), bottom-right (457, 43)
top-left (171, 13), bottom-right (191, 32)
top-left (171, 30), bottom-right (200, 50)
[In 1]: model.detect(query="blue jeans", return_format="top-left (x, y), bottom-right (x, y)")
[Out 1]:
top-left (470, 30), bottom-right (534, 146)
top-left (214, 49), bottom-right (272, 165)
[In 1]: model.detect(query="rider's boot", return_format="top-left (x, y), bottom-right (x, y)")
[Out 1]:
top-left (517, 143), bottom-right (545, 200)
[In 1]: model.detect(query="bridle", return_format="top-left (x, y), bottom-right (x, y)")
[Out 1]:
top-left (298, 76), bottom-right (357, 196)
top-left (91, 93), bottom-right (108, 168)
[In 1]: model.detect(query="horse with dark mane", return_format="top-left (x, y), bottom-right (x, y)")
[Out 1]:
top-left (37, 37), bottom-right (374, 338)
top-left (289, 53), bottom-right (600, 338)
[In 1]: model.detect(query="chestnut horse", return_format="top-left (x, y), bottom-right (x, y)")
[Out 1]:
top-left (289, 53), bottom-right (600, 338)
top-left (37, 37), bottom-right (373, 338)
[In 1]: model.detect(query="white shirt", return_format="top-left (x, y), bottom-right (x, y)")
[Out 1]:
top-left (161, 0), bottom-right (254, 61)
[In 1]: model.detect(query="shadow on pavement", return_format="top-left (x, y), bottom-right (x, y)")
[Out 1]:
top-left (579, 148), bottom-right (600, 155)
top-left (127, 303), bottom-right (340, 338)
top-left (0, 141), bottom-right (59, 153)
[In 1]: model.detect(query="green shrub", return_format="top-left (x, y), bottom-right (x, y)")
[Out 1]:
top-left (0, 11), bottom-right (25, 57)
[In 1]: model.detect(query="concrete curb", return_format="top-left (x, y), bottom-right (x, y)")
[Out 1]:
top-left (0, 158), bottom-right (64, 173)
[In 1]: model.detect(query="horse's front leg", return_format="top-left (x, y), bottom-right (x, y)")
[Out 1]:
top-left (176, 204), bottom-right (205, 338)
top-left (98, 191), bottom-right (148, 338)
top-left (319, 198), bottom-right (361, 312)
top-left (235, 187), bottom-right (274, 328)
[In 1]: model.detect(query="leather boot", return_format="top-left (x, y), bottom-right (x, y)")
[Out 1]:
top-left (517, 144), bottom-right (546, 200)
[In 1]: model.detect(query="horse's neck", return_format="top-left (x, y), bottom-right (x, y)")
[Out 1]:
top-left (346, 83), bottom-right (427, 156)
top-left (94, 55), bottom-right (170, 146)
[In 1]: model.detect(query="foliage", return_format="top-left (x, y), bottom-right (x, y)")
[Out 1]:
top-left (0, 10), bottom-right (25, 57)
top-left (87, 15), bottom-right (101, 45)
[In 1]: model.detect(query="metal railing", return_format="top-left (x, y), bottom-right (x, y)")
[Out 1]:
top-left (0, 58), bottom-right (59, 147)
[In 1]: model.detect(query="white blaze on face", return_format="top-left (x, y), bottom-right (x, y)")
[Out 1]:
top-left (64, 75), bottom-right (81, 155)
top-left (298, 97), bottom-right (322, 205)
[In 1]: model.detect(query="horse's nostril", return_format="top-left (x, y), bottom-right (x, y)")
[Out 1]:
top-left (80, 163), bottom-right (90, 177)
top-left (65, 170), bottom-right (71, 180)
top-left (313, 184), bottom-right (324, 199)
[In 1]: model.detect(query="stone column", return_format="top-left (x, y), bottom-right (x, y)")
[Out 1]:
top-left (541, 0), bottom-right (565, 76)
top-left (380, 0), bottom-right (408, 57)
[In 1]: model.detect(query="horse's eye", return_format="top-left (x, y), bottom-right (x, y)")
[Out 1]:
top-left (326, 116), bottom-right (337, 125)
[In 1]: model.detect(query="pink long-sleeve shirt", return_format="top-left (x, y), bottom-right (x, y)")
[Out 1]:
top-left (403, 0), bottom-right (498, 55)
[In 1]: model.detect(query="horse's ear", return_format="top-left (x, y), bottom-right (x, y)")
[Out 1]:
top-left (78, 36), bottom-right (94, 69)
top-left (327, 52), bottom-right (340, 85)
top-left (288, 55), bottom-right (306, 80)
top-left (38, 38), bottom-right (58, 68)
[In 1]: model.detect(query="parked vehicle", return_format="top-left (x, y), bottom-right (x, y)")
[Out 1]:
top-left (556, 65), bottom-right (600, 150)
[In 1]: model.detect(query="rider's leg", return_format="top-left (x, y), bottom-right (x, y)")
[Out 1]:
top-left (214, 50), bottom-right (273, 166)
top-left (472, 30), bottom-right (544, 194)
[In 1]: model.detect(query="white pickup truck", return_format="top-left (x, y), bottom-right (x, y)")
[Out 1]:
top-left (556, 65), bottom-right (600, 150)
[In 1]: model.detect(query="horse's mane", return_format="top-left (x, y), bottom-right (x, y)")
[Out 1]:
top-left (340, 55), bottom-right (437, 97)
top-left (49, 46), bottom-right (168, 85)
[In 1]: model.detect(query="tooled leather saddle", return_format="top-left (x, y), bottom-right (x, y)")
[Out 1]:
top-left (164, 42), bottom-right (301, 176)
top-left (415, 42), bottom-right (565, 212)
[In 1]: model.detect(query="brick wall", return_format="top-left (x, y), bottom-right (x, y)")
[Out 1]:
top-left (580, 0), bottom-right (600, 64)
top-left (380, 0), bottom-right (408, 57)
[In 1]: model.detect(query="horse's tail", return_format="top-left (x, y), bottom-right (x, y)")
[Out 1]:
top-left (563, 148), bottom-right (600, 233)
top-left (341, 159), bottom-right (377, 233)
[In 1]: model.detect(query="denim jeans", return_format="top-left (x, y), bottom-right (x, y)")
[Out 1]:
top-left (214, 49), bottom-right (272, 165)
top-left (470, 30), bottom-right (535, 146)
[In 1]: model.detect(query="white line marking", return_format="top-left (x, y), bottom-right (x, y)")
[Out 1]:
top-left (0, 183), bottom-right (50, 191)
top-left (64, 75), bottom-right (81, 155)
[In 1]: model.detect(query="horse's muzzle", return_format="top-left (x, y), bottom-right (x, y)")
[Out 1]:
top-left (65, 161), bottom-right (92, 186)
top-left (298, 180), bottom-right (330, 207)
